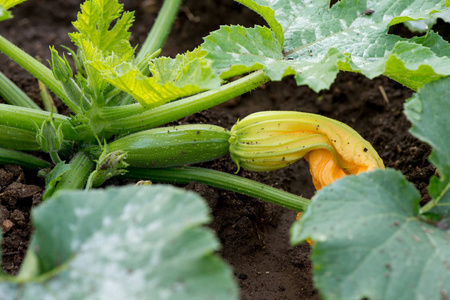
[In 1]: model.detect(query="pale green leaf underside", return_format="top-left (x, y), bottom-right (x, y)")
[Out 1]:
top-left (291, 169), bottom-right (450, 300)
top-left (204, 0), bottom-right (450, 92)
top-left (90, 48), bottom-right (221, 107)
top-left (404, 77), bottom-right (450, 214)
top-left (0, 186), bottom-right (238, 300)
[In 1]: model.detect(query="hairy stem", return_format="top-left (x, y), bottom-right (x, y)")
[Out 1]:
top-left (0, 148), bottom-right (50, 170)
top-left (124, 166), bottom-right (310, 211)
top-left (102, 70), bottom-right (269, 134)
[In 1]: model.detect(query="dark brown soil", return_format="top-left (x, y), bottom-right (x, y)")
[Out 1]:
top-left (0, 1), bottom-right (437, 299)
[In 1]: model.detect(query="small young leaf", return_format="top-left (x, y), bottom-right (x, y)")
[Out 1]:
top-left (291, 169), bottom-right (450, 300)
top-left (91, 49), bottom-right (221, 107)
top-left (0, 0), bottom-right (26, 9)
top-left (41, 161), bottom-right (71, 200)
top-left (404, 76), bottom-right (450, 214)
top-left (203, 0), bottom-right (450, 92)
top-left (69, 0), bottom-right (134, 57)
top-left (68, 0), bottom-right (136, 98)
top-left (0, 0), bottom-right (26, 21)
top-left (0, 185), bottom-right (238, 299)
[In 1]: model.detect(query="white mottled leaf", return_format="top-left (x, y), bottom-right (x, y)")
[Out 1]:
top-left (0, 185), bottom-right (238, 300)
top-left (203, 0), bottom-right (450, 91)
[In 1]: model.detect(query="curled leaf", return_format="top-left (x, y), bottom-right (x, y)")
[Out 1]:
top-left (229, 111), bottom-right (384, 189)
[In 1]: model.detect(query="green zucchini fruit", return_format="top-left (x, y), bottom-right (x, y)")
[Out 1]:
top-left (91, 124), bottom-right (231, 168)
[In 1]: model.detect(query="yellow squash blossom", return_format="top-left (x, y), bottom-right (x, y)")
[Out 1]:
top-left (229, 111), bottom-right (385, 246)
top-left (229, 111), bottom-right (384, 190)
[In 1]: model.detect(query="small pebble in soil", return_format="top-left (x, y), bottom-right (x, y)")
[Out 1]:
top-left (2, 220), bottom-right (14, 233)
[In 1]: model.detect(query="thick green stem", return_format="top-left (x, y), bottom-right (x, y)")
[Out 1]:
top-left (124, 167), bottom-right (310, 211)
top-left (100, 103), bottom-right (142, 120)
top-left (135, 0), bottom-right (182, 65)
top-left (0, 34), bottom-right (71, 107)
top-left (53, 152), bottom-right (94, 193)
top-left (0, 148), bottom-right (50, 170)
top-left (0, 71), bottom-right (41, 110)
top-left (102, 70), bottom-right (269, 134)
top-left (0, 125), bottom-right (40, 150)
top-left (0, 103), bottom-right (80, 140)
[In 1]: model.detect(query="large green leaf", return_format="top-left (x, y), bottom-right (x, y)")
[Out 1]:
top-left (203, 0), bottom-right (450, 91)
top-left (0, 185), bottom-right (238, 300)
top-left (404, 76), bottom-right (450, 215)
top-left (291, 169), bottom-right (450, 300)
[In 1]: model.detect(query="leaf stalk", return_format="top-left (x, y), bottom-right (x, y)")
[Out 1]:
top-left (135, 0), bottom-right (182, 67)
top-left (0, 34), bottom-right (72, 108)
top-left (0, 148), bottom-right (50, 170)
top-left (102, 70), bottom-right (269, 134)
top-left (124, 166), bottom-right (310, 211)
top-left (0, 71), bottom-right (41, 109)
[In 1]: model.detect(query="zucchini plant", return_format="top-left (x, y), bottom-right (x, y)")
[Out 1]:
top-left (0, 0), bottom-right (449, 299)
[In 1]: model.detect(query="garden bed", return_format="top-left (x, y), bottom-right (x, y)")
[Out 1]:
top-left (0, 0), bottom-right (436, 299)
